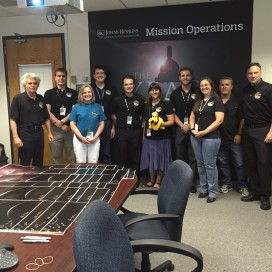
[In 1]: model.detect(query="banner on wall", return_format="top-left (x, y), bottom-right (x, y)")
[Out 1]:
top-left (88, 0), bottom-right (253, 98)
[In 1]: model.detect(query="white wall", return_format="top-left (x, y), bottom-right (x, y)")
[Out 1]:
top-left (0, 12), bottom-right (89, 161)
top-left (1, 0), bottom-right (272, 161)
top-left (252, 0), bottom-right (272, 82)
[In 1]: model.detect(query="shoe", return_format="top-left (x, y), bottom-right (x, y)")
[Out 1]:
top-left (241, 194), bottom-right (260, 202)
top-left (146, 181), bottom-right (154, 188)
top-left (239, 187), bottom-right (249, 197)
top-left (260, 198), bottom-right (271, 210)
top-left (153, 183), bottom-right (160, 189)
top-left (190, 186), bottom-right (197, 193)
top-left (207, 197), bottom-right (216, 203)
top-left (198, 192), bottom-right (209, 198)
top-left (219, 184), bottom-right (233, 194)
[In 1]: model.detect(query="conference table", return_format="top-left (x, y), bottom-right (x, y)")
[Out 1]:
top-left (0, 163), bottom-right (137, 272)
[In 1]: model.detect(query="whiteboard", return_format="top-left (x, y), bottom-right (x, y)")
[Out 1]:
top-left (18, 64), bottom-right (53, 97)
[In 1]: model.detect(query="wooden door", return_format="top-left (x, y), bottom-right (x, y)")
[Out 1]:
top-left (3, 34), bottom-right (65, 165)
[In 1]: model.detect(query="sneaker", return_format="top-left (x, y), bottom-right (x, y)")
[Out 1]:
top-left (239, 187), bottom-right (249, 197)
top-left (219, 184), bottom-right (233, 194)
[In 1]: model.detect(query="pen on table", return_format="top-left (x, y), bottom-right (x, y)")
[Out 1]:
top-left (20, 236), bottom-right (51, 240)
top-left (22, 239), bottom-right (50, 243)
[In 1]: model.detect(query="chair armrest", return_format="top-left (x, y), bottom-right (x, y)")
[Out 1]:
top-left (119, 206), bottom-right (133, 214)
top-left (131, 187), bottom-right (159, 196)
top-left (131, 239), bottom-right (203, 272)
top-left (124, 214), bottom-right (181, 229)
top-left (120, 188), bottom-right (158, 214)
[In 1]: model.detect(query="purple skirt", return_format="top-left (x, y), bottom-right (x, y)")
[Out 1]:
top-left (140, 138), bottom-right (172, 174)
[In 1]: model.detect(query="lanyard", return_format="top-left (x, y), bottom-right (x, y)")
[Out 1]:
top-left (181, 90), bottom-right (191, 103)
top-left (124, 99), bottom-right (131, 114)
top-left (181, 90), bottom-right (191, 116)
top-left (95, 87), bottom-right (105, 103)
top-left (199, 98), bottom-right (210, 113)
top-left (196, 98), bottom-right (210, 124)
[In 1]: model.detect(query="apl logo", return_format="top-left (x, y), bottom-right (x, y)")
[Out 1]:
top-left (97, 30), bottom-right (105, 39)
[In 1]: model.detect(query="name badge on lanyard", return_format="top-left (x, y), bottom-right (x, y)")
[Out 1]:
top-left (60, 106), bottom-right (66, 116)
top-left (184, 116), bottom-right (189, 125)
top-left (127, 115), bottom-right (132, 124)
top-left (194, 124), bottom-right (199, 132)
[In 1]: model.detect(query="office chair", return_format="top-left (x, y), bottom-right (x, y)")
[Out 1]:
top-left (73, 199), bottom-right (135, 272)
top-left (0, 144), bottom-right (8, 166)
top-left (119, 160), bottom-right (203, 272)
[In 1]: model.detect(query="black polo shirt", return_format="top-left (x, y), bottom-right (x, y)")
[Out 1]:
top-left (91, 83), bottom-right (118, 120)
top-left (242, 80), bottom-right (272, 126)
top-left (143, 100), bottom-right (173, 140)
top-left (10, 92), bottom-right (50, 128)
top-left (170, 85), bottom-right (199, 122)
top-left (194, 96), bottom-right (224, 139)
top-left (44, 87), bottom-right (78, 126)
top-left (111, 93), bottom-right (145, 128)
top-left (220, 95), bottom-right (242, 144)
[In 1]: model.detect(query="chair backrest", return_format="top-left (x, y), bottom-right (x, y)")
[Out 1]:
top-left (0, 144), bottom-right (8, 165)
top-left (158, 160), bottom-right (193, 242)
top-left (73, 200), bottom-right (135, 272)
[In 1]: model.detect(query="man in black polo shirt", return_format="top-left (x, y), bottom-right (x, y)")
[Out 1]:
top-left (44, 68), bottom-right (77, 164)
top-left (170, 67), bottom-right (198, 193)
top-left (10, 73), bottom-right (53, 166)
top-left (241, 62), bottom-right (272, 210)
top-left (111, 75), bottom-right (144, 171)
top-left (91, 65), bottom-right (118, 164)
top-left (217, 77), bottom-right (249, 196)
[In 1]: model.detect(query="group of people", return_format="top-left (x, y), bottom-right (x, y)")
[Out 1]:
top-left (9, 62), bottom-right (272, 210)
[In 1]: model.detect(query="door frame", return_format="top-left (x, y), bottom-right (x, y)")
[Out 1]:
top-left (2, 33), bottom-right (66, 163)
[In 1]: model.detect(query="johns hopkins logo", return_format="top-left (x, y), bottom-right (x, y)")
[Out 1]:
top-left (97, 30), bottom-right (105, 39)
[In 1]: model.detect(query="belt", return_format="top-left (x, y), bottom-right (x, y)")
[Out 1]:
top-left (244, 123), bottom-right (270, 128)
top-left (25, 125), bottom-right (42, 129)
top-left (33, 125), bottom-right (42, 129)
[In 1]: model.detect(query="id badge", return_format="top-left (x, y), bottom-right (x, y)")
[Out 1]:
top-left (146, 129), bottom-right (151, 137)
top-left (184, 116), bottom-right (189, 125)
top-left (101, 106), bottom-right (104, 112)
top-left (86, 131), bottom-right (93, 140)
top-left (194, 124), bottom-right (199, 132)
top-left (60, 107), bottom-right (66, 116)
top-left (127, 115), bottom-right (132, 125)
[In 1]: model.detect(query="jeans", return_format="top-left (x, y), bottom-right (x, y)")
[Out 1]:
top-left (191, 136), bottom-right (221, 198)
top-left (217, 143), bottom-right (247, 189)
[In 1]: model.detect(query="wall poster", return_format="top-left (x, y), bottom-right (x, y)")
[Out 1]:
top-left (88, 0), bottom-right (253, 98)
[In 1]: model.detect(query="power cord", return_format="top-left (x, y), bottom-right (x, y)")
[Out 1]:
top-left (46, 10), bottom-right (66, 27)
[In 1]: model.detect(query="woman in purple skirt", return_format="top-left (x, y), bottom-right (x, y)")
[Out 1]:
top-left (140, 82), bottom-right (174, 188)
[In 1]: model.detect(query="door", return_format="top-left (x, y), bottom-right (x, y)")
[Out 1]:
top-left (3, 34), bottom-right (65, 165)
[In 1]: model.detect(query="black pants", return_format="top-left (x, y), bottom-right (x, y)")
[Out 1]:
top-left (98, 120), bottom-right (112, 164)
top-left (242, 125), bottom-right (272, 198)
top-left (115, 127), bottom-right (142, 172)
top-left (175, 128), bottom-right (197, 182)
top-left (18, 126), bottom-right (44, 166)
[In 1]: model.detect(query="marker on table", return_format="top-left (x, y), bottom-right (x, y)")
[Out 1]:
top-left (20, 236), bottom-right (51, 240)
top-left (22, 239), bottom-right (50, 243)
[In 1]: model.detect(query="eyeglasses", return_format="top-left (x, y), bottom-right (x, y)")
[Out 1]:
top-left (25, 256), bottom-right (53, 270)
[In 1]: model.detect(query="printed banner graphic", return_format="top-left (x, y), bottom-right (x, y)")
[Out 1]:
top-left (89, 1), bottom-right (253, 98)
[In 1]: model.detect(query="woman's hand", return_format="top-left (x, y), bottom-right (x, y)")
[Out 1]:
top-left (192, 130), bottom-right (207, 138)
